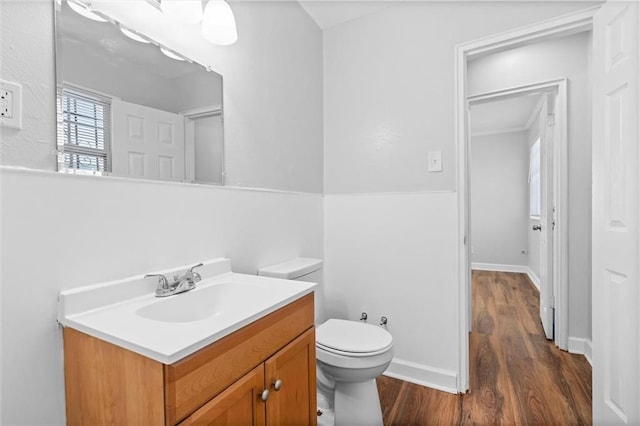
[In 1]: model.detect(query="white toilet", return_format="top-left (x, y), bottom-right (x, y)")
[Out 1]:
top-left (258, 258), bottom-right (393, 426)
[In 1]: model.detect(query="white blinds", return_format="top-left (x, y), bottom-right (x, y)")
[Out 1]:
top-left (57, 86), bottom-right (112, 173)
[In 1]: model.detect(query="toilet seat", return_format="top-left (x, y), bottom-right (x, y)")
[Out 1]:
top-left (316, 319), bottom-right (393, 357)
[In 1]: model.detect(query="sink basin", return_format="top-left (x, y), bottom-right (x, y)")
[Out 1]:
top-left (135, 282), bottom-right (267, 323)
top-left (57, 257), bottom-right (317, 363)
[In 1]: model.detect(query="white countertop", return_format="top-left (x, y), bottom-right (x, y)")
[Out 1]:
top-left (57, 258), bottom-right (316, 364)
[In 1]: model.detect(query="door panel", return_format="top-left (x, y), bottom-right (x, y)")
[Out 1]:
top-left (179, 365), bottom-right (266, 426)
top-left (112, 99), bottom-right (185, 181)
top-left (593, 1), bottom-right (639, 424)
top-left (538, 95), bottom-right (554, 339)
top-left (265, 328), bottom-right (317, 426)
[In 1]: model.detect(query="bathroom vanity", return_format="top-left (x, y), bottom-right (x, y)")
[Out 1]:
top-left (58, 259), bottom-right (317, 425)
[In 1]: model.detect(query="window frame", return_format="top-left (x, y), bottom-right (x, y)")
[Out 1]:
top-left (56, 84), bottom-right (112, 175)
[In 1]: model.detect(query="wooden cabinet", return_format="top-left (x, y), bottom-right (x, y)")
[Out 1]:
top-left (63, 294), bottom-right (316, 426)
top-left (179, 365), bottom-right (266, 426)
top-left (265, 330), bottom-right (316, 425)
top-left (181, 329), bottom-right (316, 426)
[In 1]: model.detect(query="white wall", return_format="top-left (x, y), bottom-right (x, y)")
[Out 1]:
top-left (324, 192), bottom-right (459, 391)
top-left (468, 32), bottom-right (592, 342)
top-left (0, 1), bottom-right (57, 171)
top-left (323, 2), bottom-right (597, 194)
top-left (323, 1), bottom-right (596, 390)
top-left (470, 131), bottom-right (529, 268)
top-left (173, 71), bottom-right (224, 113)
top-left (0, 0), bottom-right (323, 423)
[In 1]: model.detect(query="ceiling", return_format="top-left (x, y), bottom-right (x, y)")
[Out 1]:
top-left (470, 93), bottom-right (543, 136)
top-left (296, 0), bottom-right (590, 30)
top-left (298, 1), bottom-right (395, 29)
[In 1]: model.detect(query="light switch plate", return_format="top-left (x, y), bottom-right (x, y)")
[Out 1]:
top-left (428, 151), bottom-right (442, 172)
top-left (0, 79), bottom-right (23, 129)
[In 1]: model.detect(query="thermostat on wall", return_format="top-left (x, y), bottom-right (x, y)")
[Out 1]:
top-left (0, 79), bottom-right (23, 130)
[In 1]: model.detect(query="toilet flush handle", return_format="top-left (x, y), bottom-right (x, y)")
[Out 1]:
top-left (273, 379), bottom-right (283, 391)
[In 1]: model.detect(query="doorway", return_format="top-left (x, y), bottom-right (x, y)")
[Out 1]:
top-left (467, 82), bottom-right (565, 345)
top-left (454, 7), bottom-right (597, 392)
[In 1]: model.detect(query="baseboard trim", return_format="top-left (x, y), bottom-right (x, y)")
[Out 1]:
top-left (525, 267), bottom-right (541, 291)
top-left (471, 262), bottom-right (528, 274)
top-left (568, 337), bottom-right (593, 366)
top-left (383, 358), bottom-right (458, 394)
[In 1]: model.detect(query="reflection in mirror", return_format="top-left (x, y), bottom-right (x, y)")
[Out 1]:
top-left (55, 0), bottom-right (224, 185)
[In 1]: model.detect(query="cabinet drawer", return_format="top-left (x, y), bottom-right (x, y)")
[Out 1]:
top-left (164, 293), bottom-right (314, 425)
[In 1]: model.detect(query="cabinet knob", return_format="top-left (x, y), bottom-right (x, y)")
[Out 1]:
top-left (260, 389), bottom-right (270, 402)
top-left (273, 379), bottom-right (283, 391)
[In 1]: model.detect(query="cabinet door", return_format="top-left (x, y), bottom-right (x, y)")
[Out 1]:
top-left (265, 328), bottom-right (317, 426)
top-left (179, 365), bottom-right (266, 426)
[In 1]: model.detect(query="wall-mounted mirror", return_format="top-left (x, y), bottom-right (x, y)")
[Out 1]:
top-left (55, 0), bottom-right (224, 185)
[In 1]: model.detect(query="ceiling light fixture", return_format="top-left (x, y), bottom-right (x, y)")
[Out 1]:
top-left (201, 0), bottom-right (237, 46)
top-left (67, 0), bottom-right (107, 22)
top-left (161, 0), bottom-right (203, 25)
top-left (120, 27), bottom-right (151, 44)
top-left (160, 47), bottom-right (186, 61)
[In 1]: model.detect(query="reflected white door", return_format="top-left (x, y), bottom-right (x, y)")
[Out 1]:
top-left (538, 95), bottom-right (554, 340)
top-left (112, 99), bottom-right (185, 181)
top-left (592, 1), bottom-right (639, 424)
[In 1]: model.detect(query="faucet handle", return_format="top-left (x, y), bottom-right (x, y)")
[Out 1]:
top-left (145, 273), bottom-right (169, 289)
top-left (187, 263), bottom-right (204, 282)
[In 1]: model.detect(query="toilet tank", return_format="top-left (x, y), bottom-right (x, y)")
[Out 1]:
top-left (258, 258), bottom-right (323, 323)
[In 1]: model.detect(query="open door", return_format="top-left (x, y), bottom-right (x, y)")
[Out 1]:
top-left (537, 94), bottom-right (555, 340)
top-left (592, 1), bottom-right (639, 424)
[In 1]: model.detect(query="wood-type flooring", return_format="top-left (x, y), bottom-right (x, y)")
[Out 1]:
top-left (377, 271), bottom-right (592, 425)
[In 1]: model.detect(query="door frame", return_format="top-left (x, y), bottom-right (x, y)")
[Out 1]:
top-left (468, 79), bottom-right (567, 343)
top-left (182, 104), bottom-right (224, 185)
top-left (454, 6), bottom-right (598, 392)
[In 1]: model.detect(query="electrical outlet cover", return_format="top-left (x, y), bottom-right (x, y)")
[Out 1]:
top-left (0, 79), bottom-right (22, 129)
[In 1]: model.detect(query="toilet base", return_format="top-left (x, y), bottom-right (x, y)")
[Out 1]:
top-left (333, 379), bottom-right (383, 426)
top-left (317, 404), bottom-right (335, 426)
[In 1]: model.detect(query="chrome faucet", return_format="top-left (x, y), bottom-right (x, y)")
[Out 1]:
top-left (145, 263), bottom-right (203, 297)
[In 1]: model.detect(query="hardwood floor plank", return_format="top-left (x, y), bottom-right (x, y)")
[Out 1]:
top-left (378, 271), bottom-right (592, 425)
top-left (377, 374), bottom-right (406, 423)
top-left (378, 376), bottom-right (459, 426)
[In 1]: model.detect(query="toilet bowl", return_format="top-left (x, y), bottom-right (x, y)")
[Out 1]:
top-left (316, 319), bottom-right (393, 426)
top-left (258, 258), bottom-right (394, 426)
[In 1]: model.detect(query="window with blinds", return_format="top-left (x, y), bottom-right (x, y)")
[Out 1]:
top-left (57, 86), bottom-right (112, 174)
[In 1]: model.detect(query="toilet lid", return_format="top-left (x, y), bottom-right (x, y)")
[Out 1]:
top-left (316, 319), bottom-right (393, 354)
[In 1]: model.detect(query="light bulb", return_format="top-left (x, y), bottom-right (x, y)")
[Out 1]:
top-left (120, 27), bottom-right (150, 44)
top-left (161, 0), bottom-right (203, 24)
top-left (201, 0), bottom-right (237, 46)
top-left (160, 47), bottom-right (185, 61)
top-left (67, 0), bottom-right (107, 22)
